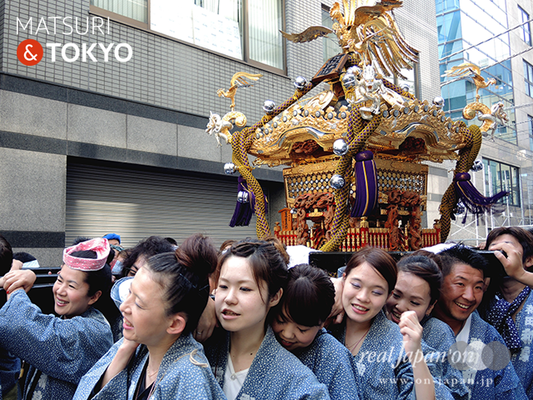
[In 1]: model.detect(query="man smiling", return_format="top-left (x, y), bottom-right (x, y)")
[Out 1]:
top-left (433, 246), bottom-right (486, 335)
top-left (432, 244), bottom-right (527, 399)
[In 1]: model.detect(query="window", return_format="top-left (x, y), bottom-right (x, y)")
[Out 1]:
top-left (92, 0), bottom-right (147, 23)
top-left (435, 0), bottom-right (460, 14)
top-left (519, 6), bottom-right (532, 46)
top-left (525, 61), bottom-right (533, 97)
top-left (321, 6), bottom-right (341, 63)
top-left (394, 64), bottom-right (418, 97)
top-left (91, 0), bottom-right (285, 72)
top-left (483, 158), bottom-right (520, 207)
top-left (529, 115), bottom-right (533, 151)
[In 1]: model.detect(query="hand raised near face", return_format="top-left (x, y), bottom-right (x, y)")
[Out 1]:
top-left (399, 310), bottom-right (423, 360)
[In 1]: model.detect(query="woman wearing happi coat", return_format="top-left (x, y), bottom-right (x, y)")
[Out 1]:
top-left (271, 264), bottom-right (360, 400)
top-left (385, 253), bottom-right (468, 399)
top-left (330, 247), bottom-right (442, 400)
top-left (205, 239), bottom-right (330, 400)
top-left (0, 238), bottom-right (114, 400)
top-left (74, 234), bottom-right (226, 400)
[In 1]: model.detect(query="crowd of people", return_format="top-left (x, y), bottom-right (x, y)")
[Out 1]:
top-left (0, 226), bottom-right (532, 399)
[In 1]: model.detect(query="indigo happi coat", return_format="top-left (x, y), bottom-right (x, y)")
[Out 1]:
top-left (0, 289), bottom-right (113, 400)
top-left (74, 333), bottom-right (227, 400)
top-left (206, 326), bottom-right (330, 400)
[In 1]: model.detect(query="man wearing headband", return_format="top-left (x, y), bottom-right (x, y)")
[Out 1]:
top-left (0, 238), bottom-right (114, 400)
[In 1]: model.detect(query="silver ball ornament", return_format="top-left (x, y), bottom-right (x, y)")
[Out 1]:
top-left (433, 96), bottom-right (445, 109)
top-left (342, 73), bottom-right (356, 88)
top-left (471, 160), bottom-right (483, 172)
top-left (400, 83), bottom-right (411, 93)
top-left (237, 191), bottom-right (249, 203)
top-left (263, 100), bottom-right (276, 113)
top-left (330, 174), bottom-right (345, 189)
top-left (224, 162), bottom-right (236, 174)
top-left (294, 76), bottom-right (308, 90)
top-left (333, 139), bottom-right (348, 156)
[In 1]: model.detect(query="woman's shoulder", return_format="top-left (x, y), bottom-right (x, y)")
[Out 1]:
top-left (261, 328), bottom-right (317, 375)
top-left (307, 329), bottom-right (351, 358)
top-left (71, 307), bottom-right (114, 342)
top-left (252, 329), bottom-right (329, 397)
top-left (421, 317), bottom-right (456, 354)
top-left (372, 310), bottom-right (403, 338)
top-left (300, 329), bottom-right (357, 378)
top-left (161, 333), bottom-right (198, 359)
top-left (422, 317), bottom-right (455, 338)
top-left (79, 307), bottom-right (111, 324)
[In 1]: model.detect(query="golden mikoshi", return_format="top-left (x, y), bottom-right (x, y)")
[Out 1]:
top-left (206, 0), bottom-right (508, 252)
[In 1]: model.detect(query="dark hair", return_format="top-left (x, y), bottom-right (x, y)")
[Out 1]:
top-left (264, 236), bottom-right (290, 265)
top-left (219, 240), bottom-right (236, 253)
top-left (13, 252), bottom-right (37, 263)
top-left (147, 234), bottom-right (217, 335)
top-left (121, 236), bottom-right (175, 277)
top-left (61, 249), bottom-right (115, 325)
top-left (410, 249), bottom-right (444, 271)
top-left (164, 237), bottom-right (178, 246)
top-left (397, 255), bottom-right (442, 304)
top-left (217, 239), bottom-right (288, 302)
top-left (485, 227), bottom-right (533, 271)
top-left (439, 244), bottom-right (489, 278)
top-left (344, 247), bottom-right (397, 293)
top-left (281, 264), bottom-right (334, 326)
top-left (68, 250), bottom-right (113, 298)
top-left (0, 235), bottom-right (13, 276)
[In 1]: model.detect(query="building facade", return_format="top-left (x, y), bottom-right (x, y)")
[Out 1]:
top-left (1, 0), bottom-right (453, 266)
top-left (436, 0), bottom-right (533, 243)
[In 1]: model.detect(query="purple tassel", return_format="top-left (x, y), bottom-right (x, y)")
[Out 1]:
top-left (351, 150), bottom-right (378, 217)
top-left (454, 172), bottom-right (508, 217)
top-left (230, 176), bottom-right (254, 227)
top-left (229, 176), bottom-right (268, 227)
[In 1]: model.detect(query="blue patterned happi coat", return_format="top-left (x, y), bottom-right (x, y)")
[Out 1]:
top-left (74, 333), bottom-right (227, 400)
top-left (421, 316), bottom-right (469, 400)
top-left (296, 328), bottom-right (360, 400)
top-left (331, 310), bottom-right (457, 400)
top-left (0, 289), bottom-right (113, 400)
top-left (486, 291), bottom-right (533, 398)
top-left (453, 311), bottom-right (527, 400)
top-left (205, 326), bottom-right (330, 400)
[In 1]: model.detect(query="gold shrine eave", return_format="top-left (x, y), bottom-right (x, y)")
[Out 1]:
top-left (248, 91), bottom-right (467, 167)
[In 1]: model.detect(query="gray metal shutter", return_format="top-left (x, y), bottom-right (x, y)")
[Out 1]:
top-left (66, 161), bottom-right (264, 249)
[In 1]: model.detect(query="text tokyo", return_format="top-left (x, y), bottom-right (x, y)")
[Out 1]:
top-left (46, 43), bottom-right (132, 63)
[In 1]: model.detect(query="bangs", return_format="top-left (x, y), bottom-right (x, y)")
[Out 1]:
top-left (285, 289), bottom-right (323, 327)
top-left (284, 274), bottom-right (333, 327)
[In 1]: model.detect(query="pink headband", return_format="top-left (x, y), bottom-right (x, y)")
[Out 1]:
top-left (63, 238), bottom-right (110, 271)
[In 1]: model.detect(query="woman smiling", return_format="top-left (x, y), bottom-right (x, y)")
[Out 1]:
top-left (330, 247), bottom-right (439, 400)
top-left (0, 238), bottom-right (114, 400)
top-left (385, 254), bottom-right (468, 400)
